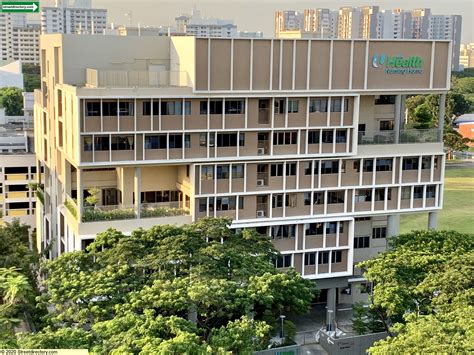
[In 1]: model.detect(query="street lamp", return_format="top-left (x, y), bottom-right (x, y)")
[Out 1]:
top-left (279, 314), bottom-right (286, 339)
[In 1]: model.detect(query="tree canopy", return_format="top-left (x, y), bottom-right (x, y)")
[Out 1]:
top-left (358, 230), bottom-right (474, 354)
top-left (0, 87), bottom-right (23, 116)
top-left (19, 218), bottom-right (315, 352)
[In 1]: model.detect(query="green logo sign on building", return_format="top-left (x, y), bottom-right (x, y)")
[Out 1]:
top-left (372, 53), bottom-right (424, 74)
top-left (0, 1), bottom-right (40, 13)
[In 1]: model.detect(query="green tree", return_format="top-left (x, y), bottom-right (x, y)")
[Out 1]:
top-left (23, 218), bottom-right (315, 352)
top-left (412, 103), bottom-right (434, 129)
top-left (358, 230), bottom-right (474, 354)
top-left (0, 87), bottom-right (23, 116)
top-left (405, 95), bottom-right (426, 122)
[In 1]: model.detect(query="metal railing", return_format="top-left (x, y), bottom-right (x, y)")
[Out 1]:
top-left (358, 129), bottom-right (441, 145)
top-left (86, 69), bottom-right (190, 88)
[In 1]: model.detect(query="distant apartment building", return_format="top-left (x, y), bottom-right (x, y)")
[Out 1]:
top-left (277, 7), bottom-right (462, 70)
top-left (35, 34), bottom-right (449, 312)
top-left (0, 13), bottom-right (40, 65)
top-left (104, 25), bottom-right (178, 37)
top-left (275, 10), bottom-right (304, 37)
top-left (41, 2), bottom-right (107, 34)
top-left (0, 129), bottom-right (37, 228)
top-left (460, 43), bottom-right (474, 68)
top-left (175, 10), bottom-right (237, 38)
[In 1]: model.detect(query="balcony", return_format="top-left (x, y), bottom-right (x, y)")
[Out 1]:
top-left (358, 129), bottom-right (441, 145)
top-left (86, 69), bottom-right (190, 88)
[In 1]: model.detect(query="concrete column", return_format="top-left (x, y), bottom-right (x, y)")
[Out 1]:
top-left (326, 288), bottom-right (337, 331)
top-left (134, 167), bottom-right (141, 218)
top-left (76, 169), bottom-right (83, 221)
top-left (387, 214), bottom-right (400, 238)
top-left (394, 95), bottom-right (401, 144)
top-left (428, 211), bottom-right (438, 230)
top-left (438, 93), bottom-right (446, 140)
top-left (400, 95), bottom-right (406, 127)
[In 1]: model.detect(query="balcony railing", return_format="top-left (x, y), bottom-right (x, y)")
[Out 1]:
top-left (86, 69), bottom-right (190, 88)
top-left (358, 129), bottom-right (441, 145)
top-left (81, 202), bottom-right (190, 222)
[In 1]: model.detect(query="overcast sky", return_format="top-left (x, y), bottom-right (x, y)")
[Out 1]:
top-left (64, 0), bottom-right (474, 42)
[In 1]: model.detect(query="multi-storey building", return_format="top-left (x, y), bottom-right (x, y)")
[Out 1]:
top-left (358, 6), bottom-right (382, 39)
top-left (35, 34), bottom-right (450, 310)
top-left (41, 5), bottom-right (107, 34)
top-left (175, 10), bottom-right (237, 38)
top-left (460, 43), bottom-right (474, 68)
top-left (427, 15), bottom-right (462, 71)
top-left (0, 129), bottom-right (37, 228)
top-left (0, 13), bottom-right (40, 64)
top-left (303, 9), bottom-right (338, 39)
top-left (275, 11), bottom-right (304, 37)
top-left (381, 9), bottom-right (412, 39)
top-left (337, 7), bottom-right (361, 39)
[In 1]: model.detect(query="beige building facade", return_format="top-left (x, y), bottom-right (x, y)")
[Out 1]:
top-left (35, 34), bottom-right (449, 303)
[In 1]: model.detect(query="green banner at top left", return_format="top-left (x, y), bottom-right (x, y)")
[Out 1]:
top-left (0, 1), bottom-right (40, 13)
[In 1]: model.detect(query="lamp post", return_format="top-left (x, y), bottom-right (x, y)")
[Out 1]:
top-left (279, 314), bottom-right (286, 339)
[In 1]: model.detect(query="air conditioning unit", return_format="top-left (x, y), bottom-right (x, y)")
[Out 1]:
top-left (257, 147), bottom-right (266, 155)
top-left (257, 210), bottom-right (266, 218)
top-left (256, 179), bottom-right (265, 187)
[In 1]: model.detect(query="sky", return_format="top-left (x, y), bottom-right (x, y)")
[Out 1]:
top-left (50, 0), bottom-right (474, 42)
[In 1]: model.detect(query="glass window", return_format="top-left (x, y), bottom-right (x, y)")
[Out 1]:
top-left (336, 130), bottom-right (347, 143)
top-left (286, 163), bottom-right (297, 176)
top-left (201, 165), bottom-right (214, 180)
top-left (216, 196), bottom-right (236, 211)
top-left (322, 130), bottom-right (333, 143)
top-left (355, 189), bottom-right (372, 203)
top-left (304, 161), bottom-right (319, 175)
top-left (380, 120), bottom-right (394, 131)
top-left (403, 157), bottom-right (419, 170)
top-left (401, 186), bottom-right (411, 199)
top-left (199, 133), bottom-right (207, 147)
top-left (94, 136), bottom-right (109, 151)
top-left (414, 186), bottom-right (423, 199)
top-left (372, 227), bottom-right (387, 239)
top-left (309, 98), bottom-right (328, 113)
top-left (216, 133), bottom-right (239, 147)
top-left (274, 99), bottom-right (285, 114)
top-left (305, 223), bottom-right (324, 235)
top-left (327, 191), bottom-right (344, 204)
top-left (272, 194), bottom-right (284, 208)
top-left (161, 100), bottom-right (183, 115)
top-left (272, 225), bottom-right (296, 239)
top-left (216, 165), bottom-right (230, 179)
top-left (225, 100), bottom-right (245, 114)
top-left (232, 164), bottom-right (244, 178)
top-left (355, 236), bottom-right (370, 248)
top-left (288, 99), bottom-right (299, 113)
top-left (318, 251), bottom-right (329, 264)
top-left (275, 254), bottom-right (292, 268)
top-left (332, 250), bottom-right (342, 263)
top-left (321, 160), bottom-right (339, 174)
top-left (304, 253), bottom-right (317, 266)
top-left (145, 135), bottom-right (167, 149)
top-left (198, 198), bottom-right (207, 212)
top-left (331, 98), bottom-right (342, 112)
top-left (85, 101), bottom-right (100, 116)
top-left (102, 101), bottom-right (117, 116)
top-left (308, 130), bottom-right (320, 144)
top-left (326, 222), bottom-right (338, 234)
top-left (83, 137), bottom-right (93, 151)
top-left (422, 156), bottom-right (432, 169)
top-left (376, 159), bottom-right (393, 172)
top-left (273, 131), bottom-right (297, 145)
top-left (118, 101), bottom-right (134, 116)
top-left (270, 164), bottom-right (284, 177)
top-left (426, 185), bottom-right (436, 198)
top-left (168, 134), bottom-right (183, 148)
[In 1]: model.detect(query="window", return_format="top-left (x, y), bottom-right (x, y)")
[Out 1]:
top-left (321, 160), bottom-right (339, 174)
top-left (287, 99), bottom-right (299, 113)
top-left (331, 98), bottom-right (349, 112)
top-left (118, 101), bottom-right (134, 116)
top-left (216, 165), bottom-right (230, 179)
top-left (376, 159), bottom-right (393, 172)
top-left (326, 222), bottom-right (338, 234)
top-left (273, 131), bottom-right (297, 145)
top-left (309, 98), bottom-right (328, 112)
top-left (200, 100), bottom-right (223, 115)
top-left (372, 227), bottom-right (387, 239)
top-left (199, 133), bottom-right (207, 147)
top-left (111, 136), bottom-right (134, 150)
top-left (355, 236), bottom-right (370, 248)
top-left (142, 101), bottom-right (156, 116)
top-left (201, 165), bottom-right (214, 180)
top-left (86, 101), bottom-right (100, 116)
top-left (313, 192), bottom-right (324, 205)
top-left (401, 186), bottom-right (411, 199)
top-left (286, 163), bottom-right (297, 176)
top-left (274, 99), bottom-right (285, 114)
top-left (169, 134), bottom-right (184, 148)
top-left (83, 137), bottom-right (93, 151)
top-left (306, 223), bottom-right (324, 235)
top-left (275, 254), bottom-right (292, 268)
top-left (305, 253), bottom-right (317, 266)
top-left (426, 185), bottom-right (436, 198)
top-left (94, 136), bottom-right (109, 151)
top-left (225, 100), bottom-right (245, 114)
top-left (199, 198), bottom-right (207, 212)
top-left (216, 196), bottom-right (236, 211)
top-left (354, 160), bottom-right (374, 173)
top-left (403, 157), bottom-right (419, 170)
top-left (413, 186), bottom-right (423, 199)
top-left (285, 193), bottom-right (297, 208)
top-left (145, 135), bottom-right (167, 149)
top-left (308, 130), bottom-right (320, 144)
top-left (380, 120), bottom-right (394, 131)
top-left (375, 95), bottom-right (396, 105)
top-left (216, 133), bottom-right (241, 147)
top-left (332, 250), bottom-right (342, 263)
top-left (161, 100), bottom-right (190, 115)
top-left (141, 190), bottom-right (179, 203)
top-left (328, 191), bottom-right (344, 204)
top-left (270, 164), bottom-right (284, 177)
top-left (304, 161), bottom-right (319, 175)
top-left (272, 194), bottom-right (284, 208)
top-left (102, 101), bottom-right (117, 116)
top-left (322, 130), bottom-right (333, 143)
top-left (304, 192), bottom-right (311, 205)
top-left (232, 164), bottom-right (244, 178)
top-left (318, 251), bottom-right (329, 264)
top-left (185, 134), bottom-right (191, 148)
top-left (355, 189), bottom-right (372, 203)
top-left (422, 156), bottom-right (432, 169)
top-left (272, 225), bottom-right (296, 239)
top-left (336, 130), bottom-right (347, 143)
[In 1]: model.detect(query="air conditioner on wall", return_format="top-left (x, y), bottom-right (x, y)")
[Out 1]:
top-left (256, 210), bottom-right (266, 218)
top-left (256, 179), bottom-right (265, 187)
top-left (257, 147), bottom-right (265, 155)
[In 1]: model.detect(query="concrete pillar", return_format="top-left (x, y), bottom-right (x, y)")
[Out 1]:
top-left (326, 288), bottom-right (337, 331)
top-left (438, 93), bottom-right (446, 140)
top-left (387, 214), bottom-right (400, 237)
top-left (394, 95), bottom-right (401, 144)
top-left (134, 167), bottom-right (141, 218)
top-left (76, 169), bottom-right (83, 221)
top-left (400, 95), bottom-right (406, 127)
top-left (428, 211), bottom-right (438, 230)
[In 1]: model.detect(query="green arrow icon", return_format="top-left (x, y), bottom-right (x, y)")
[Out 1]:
top-left (0, 1), bottom-right (40, 13)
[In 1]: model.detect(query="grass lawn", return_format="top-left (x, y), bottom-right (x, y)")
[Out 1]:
top-left (400, 167), bottom-right (474, 234)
